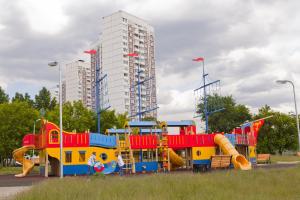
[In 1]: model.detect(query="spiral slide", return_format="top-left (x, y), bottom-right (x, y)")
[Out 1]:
top-left (13, 145), bottom-right (35, 177)
top-left (214, 134), bottom-right (251, 170)
top-left (169, 148), bottom-right (184, 167)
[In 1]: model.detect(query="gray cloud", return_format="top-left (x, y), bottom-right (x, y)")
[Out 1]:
top-left (0, 0), bottom-right (300, 119)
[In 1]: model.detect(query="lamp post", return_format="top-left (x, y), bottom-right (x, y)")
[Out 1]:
top-left (276, 80), bottom-right (300, 151)
top-left (48, 61), bottom-right (63, 178)
top-left (32, 119), bottom-right (41, 156)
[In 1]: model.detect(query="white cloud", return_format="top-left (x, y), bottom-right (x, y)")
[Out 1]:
top-left (17, 0), bottom-right (69, 34)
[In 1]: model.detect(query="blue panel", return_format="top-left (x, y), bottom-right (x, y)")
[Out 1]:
top-left (193, 159), bottom-right (211, 165)
top-left (166, 120), bottom-right (195, 127)
top-left (63, 163), bottom-right (116, 176)
top-left (135, 162), bottom-right (158, 172)
top-left (107, 128), bottom-right (162, 134)
top-left (63, 165), bottom-right (90, 175)
top-left (128, 121), bottom-right (157, 127)
top-left (224, 134), bottom-right (236, 145)
top-left (250, 158), bottom-right (257, 165)
top-left (89, 133), bottom-right (117, 148)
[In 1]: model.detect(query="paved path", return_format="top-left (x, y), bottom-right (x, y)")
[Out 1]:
top-left (0, 174), bottom-right (47, 199)
top-left (0, 186), bottom-right (31, 200)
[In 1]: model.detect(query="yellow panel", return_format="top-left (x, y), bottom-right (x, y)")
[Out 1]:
top-left (46, 147), bottom-right (117, 165)
top-left (249, 146), bottom-right (256, 158)
top-left (192, 147), bottom-right (216, 160)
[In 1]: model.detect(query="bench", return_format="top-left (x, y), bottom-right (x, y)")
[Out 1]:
top-left (210, 155), bottom-right (232, 169)
top-left (257, 154), bottom-right (271, 164)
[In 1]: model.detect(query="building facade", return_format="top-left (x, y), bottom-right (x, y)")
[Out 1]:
top-left (64, 60), bottom-right (92, 109)
top-left (92, 11), bottom-right (157, 119)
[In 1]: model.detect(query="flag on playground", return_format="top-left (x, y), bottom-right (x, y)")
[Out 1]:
top-left (126, 53), bottom-right (139, 57)
top-left (192, 57), bottom-right (204, 62)
top-left (84, 49), bottom-right (97, 54)
top-left (252, 119), bottom-right (265, 139)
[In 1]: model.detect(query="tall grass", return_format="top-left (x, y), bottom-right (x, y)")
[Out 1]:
top-left (15, 166), bottom-right (300, 200)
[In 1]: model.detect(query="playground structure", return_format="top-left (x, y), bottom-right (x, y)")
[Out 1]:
top-left (13, 118), bottom-right (265, 177)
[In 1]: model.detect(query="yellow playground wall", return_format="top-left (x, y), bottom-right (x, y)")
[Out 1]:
top-left (192, 147), bottom-right (216, 160)
top-left (248, 146), bottom-right (256, 158)
top-left (46, 147), bottom-right (118, 165)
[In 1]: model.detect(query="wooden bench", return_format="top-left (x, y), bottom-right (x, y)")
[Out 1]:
top-left (257, 154), bottom-right (271, 164)
top-left (210, 155), bottom-right (232, 169)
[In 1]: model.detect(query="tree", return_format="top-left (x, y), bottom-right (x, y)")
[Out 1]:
top-left (34, 87), bottom-right (56, 111)
top-left (142, 116), bottom-right (157, 121)
top-left (46, 101), bottom-right (96, 132)
top-left (0, 102), bottom-right (39, 166)
top-left (12, 92), bottom-right (34, 107)
top-left (255, 105), bottom-right (298, 154)
top-left (197, 94), bottom-right (251, 133)
top-left (0, 86), bottom-right (9, 104)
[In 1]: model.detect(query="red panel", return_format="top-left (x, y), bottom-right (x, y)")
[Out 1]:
top-left (235, 135), bottom-right (249, 145)
top-left (167, 134), bottom-right (216, 148)
top-left (129, 135), bottom-right (158, 149)
top-left (22, 134), bottom-right (35, 146)
top-left (44, 122), bottom-right (90, 148)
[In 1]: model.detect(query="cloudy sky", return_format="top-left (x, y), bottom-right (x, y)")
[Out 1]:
top-left (0, 0), bottom-right (299, 124)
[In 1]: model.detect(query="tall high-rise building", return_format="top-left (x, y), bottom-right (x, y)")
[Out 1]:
top-left (64, 60), bottom-right (92, 109)
top-left (92, 10), bottom-right (157, 119)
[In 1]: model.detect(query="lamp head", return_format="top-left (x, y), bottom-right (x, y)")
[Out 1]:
top-left (48, 61), bottom-right (58, 67)
top-left (276, 80), bottom-right (288, 84)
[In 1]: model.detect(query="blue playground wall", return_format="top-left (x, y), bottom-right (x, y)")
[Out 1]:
top-left (135, 161), bottom-right (158, 172)
top-left (63, 165), bottom-right (90, 175)
top-left (89, 133), bottom-right (117, 148)
top-left (250, 158), bottom-right (257, 165)
top-left (193, 159), bottom-right (211, 165)
top-left (224, 134), bottom-right (236, 145)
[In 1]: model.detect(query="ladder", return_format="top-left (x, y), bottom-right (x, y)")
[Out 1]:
top-left (118, 135), bottom-right (135, 174)
top-left (161, 133), bottom-right (170, 172)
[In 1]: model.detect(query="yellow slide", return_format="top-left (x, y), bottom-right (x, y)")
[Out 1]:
top-left (214, 134), bottom-right (251, 170)
top-left (169, 148), bottom-right (184, 167)
top-left (13, 145), bottom-right (35, 177)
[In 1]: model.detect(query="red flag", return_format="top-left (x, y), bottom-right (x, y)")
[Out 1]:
top-left (253, 119), bottom-right (265, 139)
top-left (126, 53), bottom-right (139, 57)
top-left (193, 57), bottom-right (204, 62)
top-left (84, 49), bottom-right (97, 54)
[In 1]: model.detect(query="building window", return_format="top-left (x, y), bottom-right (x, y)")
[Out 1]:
top-left (49, 130), bottom-right (59, 144)
top-left (79, 151), bottom-right (86, 162)
top-left (65, 151), bottom-right (72, 163)
top-left (122, 18), bottom-right (127, 23)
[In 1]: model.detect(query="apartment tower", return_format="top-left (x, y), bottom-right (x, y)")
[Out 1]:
top-left (92, 11), bottom-right (157, 119)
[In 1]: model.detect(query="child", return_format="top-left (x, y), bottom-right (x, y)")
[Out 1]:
top-left (87, 152), bottom-right (96, 175)
top-left (117, 153), bottom-right (125, 176)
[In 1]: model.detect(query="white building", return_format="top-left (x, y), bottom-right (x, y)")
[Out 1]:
top-left (64, 60), bottom-right (92, 109)
top-left (92, 11), bottom-right (157, 119)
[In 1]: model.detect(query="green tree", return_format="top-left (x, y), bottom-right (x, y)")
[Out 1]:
top-left (46, 101), bottom-right (95, 132)
top-left (0, 102), bottom-right (39, 166)
top-left (34, 87), bottom-right (56, 111)
top-left (255, 105), bottom-right (298, 154)
top-left (0, 86), bottom-right (9, 104)
top-left (12, 92), bottom-right (34, 107)
top-left (116, 112), bottom-right (129, 128)
top-left (197, 94), bottom-right (251, 133)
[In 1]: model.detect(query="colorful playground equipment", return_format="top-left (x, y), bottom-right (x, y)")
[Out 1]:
top-left (13, 118), bottom-right (265, 177)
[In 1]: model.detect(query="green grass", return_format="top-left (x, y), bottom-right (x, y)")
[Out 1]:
top-left (271, 155), bottom-right (300, 163)
top-left (15, 166), bottom-right (300, 200)
top-left (0, 166), bottom-right (39, 175)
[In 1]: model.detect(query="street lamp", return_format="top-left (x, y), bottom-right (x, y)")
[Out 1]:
top-left (32, 119), bottom-right (41, 156)
top-left (276, 79), bottom-right (300, 151)
top-left (48, 61), bottom-right (63, 178)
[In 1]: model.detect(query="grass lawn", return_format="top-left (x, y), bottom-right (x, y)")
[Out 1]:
top-left (14, 166), bottom-right (300, 200)
top-left (271, 155), bottom-right (300, 163)
top-left (0, 166), bottom-right (39, 175)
